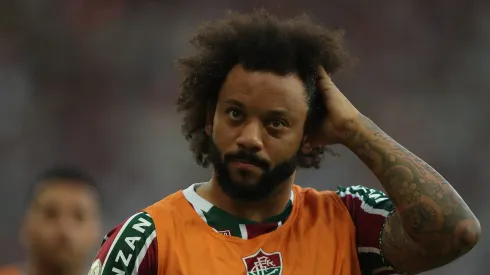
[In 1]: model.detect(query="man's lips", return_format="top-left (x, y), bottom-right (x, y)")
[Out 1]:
top-left (229, 160), bottom-right (261, 170)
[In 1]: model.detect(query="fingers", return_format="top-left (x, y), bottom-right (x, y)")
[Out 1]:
top-left (316, 65), bottom-right (336, 90)
top-left (316, 65), bottom-right (330, 79)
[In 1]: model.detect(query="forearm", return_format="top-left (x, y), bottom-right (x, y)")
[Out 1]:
top-left (341, 115), bottom-right (480, 248)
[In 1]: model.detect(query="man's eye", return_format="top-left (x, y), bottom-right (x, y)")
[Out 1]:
top-left (269, 119), bottom-right (286, 129)
top-left (227, 109), bottom-right (243, 120)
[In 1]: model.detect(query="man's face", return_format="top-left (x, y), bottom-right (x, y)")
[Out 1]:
top-left (23, 180), bottom-right (101, 269)
top-left (208, 64), bottom-right (309, 201)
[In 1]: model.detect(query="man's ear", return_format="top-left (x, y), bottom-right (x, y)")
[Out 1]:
top-left (205, 105), bottom-right (215, 136)
top-left (301, 129), bottom-right (328, 154)
top-left (300, 136), bottom-right (314, 154)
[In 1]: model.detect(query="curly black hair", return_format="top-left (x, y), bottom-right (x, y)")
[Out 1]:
top-left (177, 9), bottom-right (352, 169)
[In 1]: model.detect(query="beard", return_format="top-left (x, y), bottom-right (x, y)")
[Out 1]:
top-left (207, 139), bottom-right (298, 202)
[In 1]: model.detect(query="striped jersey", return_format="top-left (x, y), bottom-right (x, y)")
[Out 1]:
top-left (89, 184), bottom-right (398, 275)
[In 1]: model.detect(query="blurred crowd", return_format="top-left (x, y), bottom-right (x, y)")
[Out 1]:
top-left (0, 1), bottom-right (488, 274)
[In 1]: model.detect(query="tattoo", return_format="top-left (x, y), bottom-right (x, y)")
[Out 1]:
top-left (342, 116), bottom-right (480, 273)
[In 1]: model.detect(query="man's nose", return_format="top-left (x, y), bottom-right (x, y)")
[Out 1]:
top-left (235, 120), bottom-right (264, 153)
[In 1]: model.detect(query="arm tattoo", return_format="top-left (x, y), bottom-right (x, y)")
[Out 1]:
top-left (342, 115), bottom-right (480, 273)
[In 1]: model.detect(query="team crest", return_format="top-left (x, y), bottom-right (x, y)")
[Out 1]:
top-left (87, 259), bottom-right (102, 275)
top-left (242, 248), bottom-right (282, 275)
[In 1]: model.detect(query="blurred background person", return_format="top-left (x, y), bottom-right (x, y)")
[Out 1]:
top-left (0, 167), bottom-right (102, 275)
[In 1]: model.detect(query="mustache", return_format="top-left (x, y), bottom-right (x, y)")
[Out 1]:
top-left (224, 151), bottom-right (270, 171)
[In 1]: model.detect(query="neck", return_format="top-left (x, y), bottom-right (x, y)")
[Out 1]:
top-left (27, 259), bottom-right (81, 275)
top-left (197, 173), bottom-right (294, 222)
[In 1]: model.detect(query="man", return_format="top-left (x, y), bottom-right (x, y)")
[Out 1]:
top-left (0, 167), bottom-right (102, 275)
top-left (89, 10), bottom-right (480, 275)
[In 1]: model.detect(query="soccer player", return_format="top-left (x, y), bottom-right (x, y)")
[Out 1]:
top-left (0, 167), bottom-right (102, 275)
top-left (89, 10), bottom-right (480, 275)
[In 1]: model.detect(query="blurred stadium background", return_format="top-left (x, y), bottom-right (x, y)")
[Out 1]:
top-left (0, 1), bottom-right (488, 274)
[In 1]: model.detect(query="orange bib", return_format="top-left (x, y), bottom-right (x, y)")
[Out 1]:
top-left (145, 185), bottom-right (361, 275)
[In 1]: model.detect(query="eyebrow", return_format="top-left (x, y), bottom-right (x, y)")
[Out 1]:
top-left (265, 109), bottom-right (289, 118)
top-left (224, 99), bottom-right (245, 108)
top-left (224, 99), bottom-right (290, 117)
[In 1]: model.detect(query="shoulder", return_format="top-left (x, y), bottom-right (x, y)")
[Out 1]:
top-left (335, 185), bottom-right (394, 216)
top-left (294, 185), bottom-right (352, 215)
top-left (91, 212), bottom-right (158, 275)
top-left (0, 265), bottom-right (21, 275)
top-left (144, 190), bottom-right (186, 218)
top-left (336, 185), bottom-right (390, 202)
top-left (106, 212), bottom-right (156, 244)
